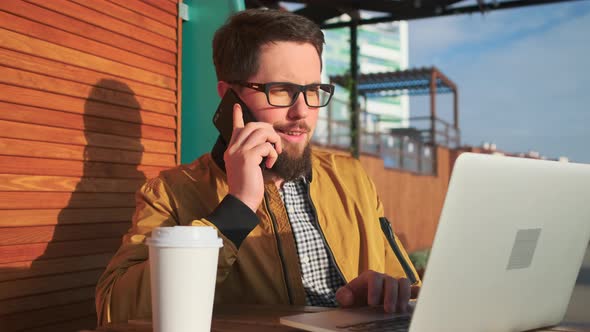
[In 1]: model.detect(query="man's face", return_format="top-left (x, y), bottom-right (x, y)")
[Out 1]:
top-left (236, 41), bottom-right (321, 161)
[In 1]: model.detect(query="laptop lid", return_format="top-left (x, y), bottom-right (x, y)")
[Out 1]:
top-left (281, 153), bottom-right (590, 332)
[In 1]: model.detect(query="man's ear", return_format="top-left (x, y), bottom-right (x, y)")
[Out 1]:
top-left (217, 81), bottom-right (231, 98)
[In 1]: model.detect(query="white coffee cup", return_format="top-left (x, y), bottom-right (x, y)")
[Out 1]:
top-left (147, 226), bottom-right (223, 332)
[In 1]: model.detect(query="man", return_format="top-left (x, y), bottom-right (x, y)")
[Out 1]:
top-left (96, 8), bottom-right (420, 325)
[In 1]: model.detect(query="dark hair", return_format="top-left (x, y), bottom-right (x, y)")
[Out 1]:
top-left (212, 9), bottom-right (325, 82)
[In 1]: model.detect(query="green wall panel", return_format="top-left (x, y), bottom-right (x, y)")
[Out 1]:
top-left (181, 0), bottom-right (244, 164)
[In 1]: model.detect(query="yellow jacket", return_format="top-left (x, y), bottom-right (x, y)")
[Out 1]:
top-left (95, 148), bottom-right (421, 325)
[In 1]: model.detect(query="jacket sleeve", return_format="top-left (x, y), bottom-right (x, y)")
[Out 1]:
top-left (95, 177), bottom-right (255, 325)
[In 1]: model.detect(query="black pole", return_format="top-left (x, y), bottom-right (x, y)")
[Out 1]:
top-left (350, 18), bottom-right (360, 158)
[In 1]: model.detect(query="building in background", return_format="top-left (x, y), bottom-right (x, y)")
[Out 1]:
top-left (316, 13), bottom-right (410, 147)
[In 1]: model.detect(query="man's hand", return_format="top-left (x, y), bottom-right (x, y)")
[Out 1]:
top-left (224, 103), bottom-right (282, 212)
top-left (335, 270), bottom-right (419, 313)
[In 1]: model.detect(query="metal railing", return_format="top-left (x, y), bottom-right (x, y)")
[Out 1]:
top-left (312, 93), bottom-right (466, 174)
top-left (407, 116), bottom-right (461, 148)
top-left (312, 123), bottom-right (436, 175)
top-left (312, 100), bottom-right (443, 175)
top-left (359, 131), bottom-right (436, 175)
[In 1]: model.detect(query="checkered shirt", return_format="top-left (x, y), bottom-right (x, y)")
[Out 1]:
top-left (279, 178), bottom-right (346, 306)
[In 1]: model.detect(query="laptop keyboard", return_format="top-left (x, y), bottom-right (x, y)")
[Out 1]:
top-left (336, 314), bottom-right (411, 332)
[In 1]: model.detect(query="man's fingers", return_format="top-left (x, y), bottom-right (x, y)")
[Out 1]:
top-left (229, 122), bottom-right (275, 151)
top-left (383, 276), bottom-right (399, 313)
top-left (410, 285), bottom-right (420, 299)
top-left (343, 272), bottom-right (370, 305)
top-left (367, 271), bottom-right (384, 306)
top-left (336, 271), bottom-right (372, 307)
top-left (337, 270), bottom-right (377, 308)
top-left (396, 278), bottom-right (411, 313)
top-left (265, 130), bottom-right (282, 154)
top-left (339, 271), bottom-right (416, 314)
top-left (256, 142), bottom-right (278, 168)
top-left (229, 105), bottom-right (283, 155)
top-left (240, 127), bottom-right (280, 152)
top-left (335, 286), bottom-right (355, 307)
top-left (232, 103), bottom-right (244, 129)
top-left (235, 141), bottom-right (277, 169)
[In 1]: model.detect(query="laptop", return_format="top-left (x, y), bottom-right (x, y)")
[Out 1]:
top-left (280, 153), bottom-right (590, 332)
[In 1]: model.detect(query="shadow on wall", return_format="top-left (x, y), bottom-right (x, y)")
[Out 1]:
top-left (0, 80), bottom-right (146, 331)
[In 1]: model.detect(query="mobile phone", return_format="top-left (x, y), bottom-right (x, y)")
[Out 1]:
top-left (213, 88), bottom-right (257, 144)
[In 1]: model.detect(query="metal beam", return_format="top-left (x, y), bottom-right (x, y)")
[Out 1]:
top-left (294, 4), bottom-right (344, 24)
top-left (321, 0), bottom-right (582, 29)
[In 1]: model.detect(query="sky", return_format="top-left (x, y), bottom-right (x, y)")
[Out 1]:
top-left (407, 1), bottom-right (590, 163)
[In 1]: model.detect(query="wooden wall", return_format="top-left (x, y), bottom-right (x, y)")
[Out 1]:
top-left (359, 148), bottom-right (455, 252)
top-left (0, 1), bottom-right (180, 331)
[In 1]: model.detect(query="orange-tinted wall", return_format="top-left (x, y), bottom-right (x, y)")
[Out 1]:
top-left (359, 147), bottom-right (456, 252)
top-left (0, 1), bottom-right (180, 331)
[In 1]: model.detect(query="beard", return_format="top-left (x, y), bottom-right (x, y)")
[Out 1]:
top-left (269, 142), bottom-right (312, 182)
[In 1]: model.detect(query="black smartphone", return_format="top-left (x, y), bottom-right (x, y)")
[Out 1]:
top-left (213, 88), bottom-right (257, 144)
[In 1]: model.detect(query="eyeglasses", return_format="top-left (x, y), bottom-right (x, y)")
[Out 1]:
top-left (229, 81), bottom-right (335, 108)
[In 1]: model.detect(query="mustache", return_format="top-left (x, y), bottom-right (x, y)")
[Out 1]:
top-left (273, 121), bottom-right (311, 133)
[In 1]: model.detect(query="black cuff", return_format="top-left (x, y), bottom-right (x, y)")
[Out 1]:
top-left (207, 194), bottom-right (259, 248)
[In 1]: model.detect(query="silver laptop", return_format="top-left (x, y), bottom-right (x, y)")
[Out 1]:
top-left (281, 153), bottom-right (590, 332)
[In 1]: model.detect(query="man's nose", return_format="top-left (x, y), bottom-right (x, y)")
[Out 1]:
top-left (287, 92), bottom-right (309, 120)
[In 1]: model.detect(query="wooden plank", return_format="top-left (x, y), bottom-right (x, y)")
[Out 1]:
top-left (0, 120), bottom-right (175, 154)
top-left (0, 84), bottom-right (176, 128)
top-left (0, 192), bottom-right (136, 209)
top-left (0, 137), bottom-right (177, 167)
top-left (0, 270), bottom-right (102, 300)
top-left (0, 156), bottom-right (167, 180)
top-left (0, 66), bottom-right (176, 116)
top-left (0, 175), bottom-right (145, 193)
top-left (0, 299), bottom-right (95, 331)
top-left (0, 0), bottom-right (175, 65)
top-left (24, 315), bottom-right (97, 332)
top-left (0, 102), bottom-right (176, 142)
top-left (0, 254), bottom-right (113, 282)
top-left (0, 208), bottom-right (135, 227)
top-left (0, 156), bottom-right (166, 179)
top-left (26, 0), bottom-right (176, 51)
top-left (0, 10), bottom-right (176, 77)
top-left (143, 0), bottom-right (178, 16)
top-left (0, 48), bottom-right (176, 103)
top-left (0, 118), bottom-right (176, 153)
top-left (0, 28), bottom-right (175, 89)
top-left (0, 223), bottom-right (130, 246)
top-left (26, 316), bottom-right (97, 332)
top-left (69, 0), bottom-right (176, 39)
top-left (110, 0), bottom-right (177, 27)
top-left (0, 287), bottom-right (95, 316)
top-left (0, 238), bottom-right (122, 263)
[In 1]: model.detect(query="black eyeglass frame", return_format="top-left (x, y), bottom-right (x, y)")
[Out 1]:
top-left (228, 81), bottom-right (335, 108)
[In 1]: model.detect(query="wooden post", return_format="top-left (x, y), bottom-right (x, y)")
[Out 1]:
top-left (429, 70), bottom-right (437, 145)
top-left (350, 17), bottom-right (360, 158)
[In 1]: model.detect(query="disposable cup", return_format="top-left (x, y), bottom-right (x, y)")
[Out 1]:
top-left (147, 226), bottom-right (223, 332)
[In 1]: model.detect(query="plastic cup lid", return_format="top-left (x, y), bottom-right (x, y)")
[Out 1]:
top-left (146, 226), bottom-right (223, 248)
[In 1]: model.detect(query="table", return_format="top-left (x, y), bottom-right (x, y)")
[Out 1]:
top-left (80, 305), bottom-right (590, 332)
top-left (82, 305), bottom-right (329, 332)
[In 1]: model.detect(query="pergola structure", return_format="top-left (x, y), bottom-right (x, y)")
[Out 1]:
top-left (330, 67), bottom-right (459, 150)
